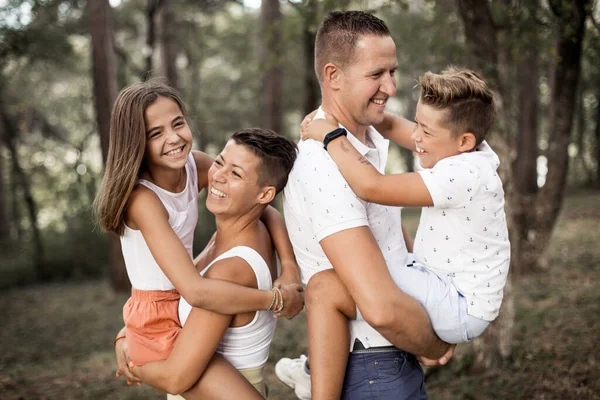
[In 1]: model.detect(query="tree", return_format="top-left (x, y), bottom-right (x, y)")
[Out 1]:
top-left (89, 0), bottom-right (130, 292)
top-left (456, 0), bottom-right (591, 368)
top-left (260, 0), bottom-right (283, 133)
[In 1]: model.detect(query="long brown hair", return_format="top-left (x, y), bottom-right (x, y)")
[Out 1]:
top-left (93, 79), bottom-right (186, 235)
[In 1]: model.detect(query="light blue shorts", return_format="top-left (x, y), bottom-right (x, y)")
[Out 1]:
top-left (358, 263), bottom-right (489, 344)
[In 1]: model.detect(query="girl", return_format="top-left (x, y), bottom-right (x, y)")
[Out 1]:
top-left (94, 80), bottom-right (303, 377)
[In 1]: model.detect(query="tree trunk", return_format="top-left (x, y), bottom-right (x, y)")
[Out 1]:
top-left (594, 84), bottom-right (600, 189)
top-left (144, 0), bottom-right (160, 79)
top-left (89, 0), bottom-right (130, 292)
top-left (302, 1), bottom-right (320, 116)
top-left (158, 0), bottom-right (179, 90)
top-left (574, 85), bottom-right (592, 184)
top-left (0, 100), bottom-right (44, 278)
top-left (532, 0), bottom-right (590, 268)
top-left (509, 18), bottom-right (540, 276)
top-left (260, 0), bottom-right (283, 134)
top-left (0, 145), bottom-right (9, 243)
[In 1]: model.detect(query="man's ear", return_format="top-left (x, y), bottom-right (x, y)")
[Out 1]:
top-left (324, 63), bottom-right (342, 90)
top-left (459, 133), bottom-right (477, 153)
top-left (257, 186), bottom-right (276, 205)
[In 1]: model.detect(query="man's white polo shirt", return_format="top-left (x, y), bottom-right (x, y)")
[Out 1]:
top-left (283, 118), bottom-right (409, 349)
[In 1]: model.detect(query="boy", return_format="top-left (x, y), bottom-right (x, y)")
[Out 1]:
top-left (301, 67), bottom-right (510, 399)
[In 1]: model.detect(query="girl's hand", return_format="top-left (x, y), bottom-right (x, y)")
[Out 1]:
top-left (300, 110), bottom-right (340, 143)
top-left (115, 337), bottom-right (141, 385)
top-left (273, 261), bottom-right (301, 288)
top-left (275, 283), bottom-right (305, 319)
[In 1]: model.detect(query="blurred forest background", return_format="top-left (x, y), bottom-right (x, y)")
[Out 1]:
top-left (0, 0), bottom-right (599, 399)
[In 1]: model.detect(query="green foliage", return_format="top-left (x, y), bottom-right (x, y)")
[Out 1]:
top-left (0, 0), bottom-right (598, 289)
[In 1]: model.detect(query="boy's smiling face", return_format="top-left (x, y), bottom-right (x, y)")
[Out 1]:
top-left (411, 100), bottom-right (474, 169)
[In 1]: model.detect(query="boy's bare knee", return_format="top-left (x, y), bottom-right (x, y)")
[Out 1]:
top-left (306, 269), bottom-right (340, 306)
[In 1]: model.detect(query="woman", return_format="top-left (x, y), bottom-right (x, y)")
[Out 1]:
top-left (115, 128), bottom-right (300, 399)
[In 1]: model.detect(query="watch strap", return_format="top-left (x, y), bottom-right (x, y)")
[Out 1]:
top-left (323, 127), bottom-right (347, 150)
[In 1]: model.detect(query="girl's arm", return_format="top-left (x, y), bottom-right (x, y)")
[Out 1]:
top-left (374, 113), bottom-right (417, 151)
top-left (128, 188), bottom-right (304, 317)
top-left (130, 259), bottom-right (261, 397)
top-left (260, 206), bottom-right (301, 286)
top-left (193, 150), bottom-right (214, 191)
top-left (303, 118), bottom-right (434, 208)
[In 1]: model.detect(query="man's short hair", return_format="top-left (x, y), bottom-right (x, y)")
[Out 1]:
top-left (418, 67), bottom-right (496, 146)
top-left (314, 11), bottom-right (390, 84)
top-left (231, 128), bottom-right (297, 193)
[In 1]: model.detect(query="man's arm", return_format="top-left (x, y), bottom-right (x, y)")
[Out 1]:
top-left (320, 226), bottom-right (448, 359)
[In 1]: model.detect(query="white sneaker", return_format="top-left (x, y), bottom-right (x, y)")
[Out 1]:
top-left (275, 354), bottom-right (312, 400)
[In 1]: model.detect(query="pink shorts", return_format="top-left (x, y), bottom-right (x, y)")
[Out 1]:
top-left (123, 288), bottom-right (181, 365)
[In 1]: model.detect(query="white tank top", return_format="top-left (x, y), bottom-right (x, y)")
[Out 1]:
top-left (120, 153), bottom-right (199, 290)
top-left (178, 246), bottom-right (277, 369)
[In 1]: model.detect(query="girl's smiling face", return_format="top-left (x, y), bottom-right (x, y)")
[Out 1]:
top-left (143, 96), bottom-right (193, 171)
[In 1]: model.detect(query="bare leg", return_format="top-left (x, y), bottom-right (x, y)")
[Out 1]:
top-left (181, 353), bottom-right (263, 400)
top-left (306, 269), bottom-right (357, 400)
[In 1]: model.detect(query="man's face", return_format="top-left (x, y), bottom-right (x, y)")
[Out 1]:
top-left (338, 35), bottom-right (398, 128)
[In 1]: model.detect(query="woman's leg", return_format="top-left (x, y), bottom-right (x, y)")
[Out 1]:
top-left (306, 269), bottom-right (357, 400)
top-left (180, 353), bottom-right (263, 400)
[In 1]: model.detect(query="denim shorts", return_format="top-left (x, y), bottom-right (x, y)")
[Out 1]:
top-left (388, 263), bottom-right (489, 343)
top-left (341, 349), bottom-right (427, 400)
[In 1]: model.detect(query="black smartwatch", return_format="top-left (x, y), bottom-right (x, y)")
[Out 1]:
top-left (323, 127), bottom-right (347, 150)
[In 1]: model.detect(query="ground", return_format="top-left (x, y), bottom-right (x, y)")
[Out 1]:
top-left (0, 190), bottom-right (598, 399)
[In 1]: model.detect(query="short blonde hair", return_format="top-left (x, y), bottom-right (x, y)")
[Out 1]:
top-left (418, 67), bottom-right (496, 146)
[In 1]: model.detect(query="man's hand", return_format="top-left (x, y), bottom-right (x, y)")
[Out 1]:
top-left (417, 343), bottom-right (456, 367)
top-left (275, 283), bottom-right (305, 319)
top-left (115, 337), bottom-right (141, 385)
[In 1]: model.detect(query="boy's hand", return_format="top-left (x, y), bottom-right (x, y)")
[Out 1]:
top-left (275, 283), bottom-right (305, 319)
top-left (417, 343), bottom-right (456, 367)
top-left (115, 337), bottom-right (141, 385)
top-left (300, 110), bottom-right (340, 142)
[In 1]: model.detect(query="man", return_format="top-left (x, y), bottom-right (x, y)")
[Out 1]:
top-left (276, 11), bottom-right (453, 399)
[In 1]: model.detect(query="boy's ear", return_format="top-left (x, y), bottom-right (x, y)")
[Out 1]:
top-left (459, 133), bottom-right (477, 152)
top-left (324, 63), bottom-right (341, 90)
top-left (257, 186), bottom-right (276, 205)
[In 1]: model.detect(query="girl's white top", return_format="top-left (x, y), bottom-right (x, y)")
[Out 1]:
top-left (120, 153), bottom-right (199, 290)
top-left (178, 246), bottom-right (277, 369)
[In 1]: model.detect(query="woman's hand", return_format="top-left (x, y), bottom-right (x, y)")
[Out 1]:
top-left (300, 110), bottom-right (340, 142)
top-left (115, 337), bottom-right (141, 385)
top-left (275, 283), bottom-right (305, 319)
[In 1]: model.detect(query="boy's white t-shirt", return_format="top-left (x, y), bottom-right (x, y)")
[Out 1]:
top-left (414, 141), bottom-right (510, 321)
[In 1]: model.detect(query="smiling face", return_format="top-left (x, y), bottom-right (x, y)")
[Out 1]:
top-left (412, 100), bottom-right (470, 169)
top-left (143, 96), bottom-right (192, 172)
top-left (206, 140), bottom-right (273, 217)
top-left (337, 35), bottom-right (397, 128)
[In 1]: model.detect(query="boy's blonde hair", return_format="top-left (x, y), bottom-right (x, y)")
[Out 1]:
top-left (418, 67), bottom-right (496, 146)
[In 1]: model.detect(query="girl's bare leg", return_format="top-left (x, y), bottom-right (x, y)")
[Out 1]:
top-left (182, 353), bottom-right (263, 400)
top-left (306, 269), bottom-right (357, 400)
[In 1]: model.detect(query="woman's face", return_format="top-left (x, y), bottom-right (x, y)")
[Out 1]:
top-left (206, 140), bottom-right (269, 217)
